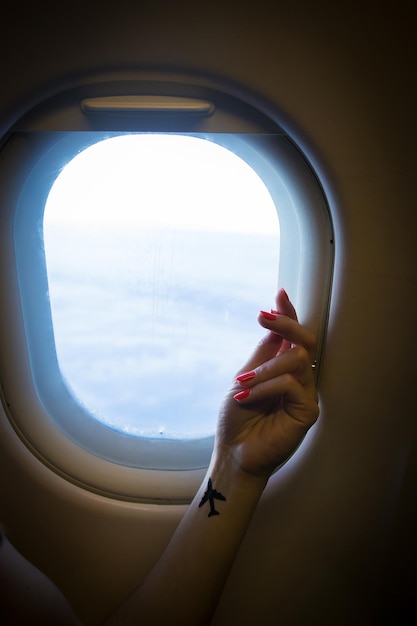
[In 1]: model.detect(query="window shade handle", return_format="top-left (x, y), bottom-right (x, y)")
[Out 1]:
top-left (81, 95), bottom-right (215, 116)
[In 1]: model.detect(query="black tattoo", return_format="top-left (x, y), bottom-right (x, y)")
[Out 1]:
top-left (198, 478), bottom-right (226, 517)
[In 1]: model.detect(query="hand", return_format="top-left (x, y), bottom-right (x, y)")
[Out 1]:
top-left (216, 289), bottom-right (319, 480)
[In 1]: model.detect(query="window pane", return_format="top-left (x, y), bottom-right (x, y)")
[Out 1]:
top-left (43, 134), bottom-right (279, 439)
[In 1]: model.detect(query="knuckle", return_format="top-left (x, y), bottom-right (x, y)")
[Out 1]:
top-left (280, 372), bottom-right (295, 387)
top-left (292, 345), bottom-right (310, 368)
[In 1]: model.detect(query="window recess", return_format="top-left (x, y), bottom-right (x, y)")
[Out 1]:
top-left (0, 73), bottom-right (333, 502)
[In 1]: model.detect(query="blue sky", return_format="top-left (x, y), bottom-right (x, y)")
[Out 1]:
top-left (43, 135), bottom-right (280, 439)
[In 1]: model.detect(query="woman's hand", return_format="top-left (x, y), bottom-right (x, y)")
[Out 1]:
top-left (216, 289), bottom-right (319, 480)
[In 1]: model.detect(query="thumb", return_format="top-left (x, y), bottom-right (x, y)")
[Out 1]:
top-left (275, 288), bottom-right (297, 352)
top-left (236, 289), bottom-right (296, 375)
top-left (275, 288), bottom-right (298, 321)
top-left (237, 330), bottom-right (283, 375)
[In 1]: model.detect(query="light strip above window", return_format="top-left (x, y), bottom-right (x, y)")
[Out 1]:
top-left (81, 95), bottom-right (216, 116)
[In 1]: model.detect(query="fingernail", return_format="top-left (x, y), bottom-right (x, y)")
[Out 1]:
top-left (236, 370), bottom-right (256, 383)
top-left (260, 310), bottom-right (278, 321)
top-left (234, 389), bottom-right (251, 402)
top-left (281, 288), bottom-right (290, 301)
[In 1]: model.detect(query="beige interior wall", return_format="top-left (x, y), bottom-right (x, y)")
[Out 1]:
top-left (0, 2), bottom-right (415, 624)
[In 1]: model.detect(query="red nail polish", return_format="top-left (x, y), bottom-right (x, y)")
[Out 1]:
top-left (234, 389), bottom-right (251, 401)
top-left (236, 370), bottom-right (256, 383)
top-left (260, 310), bottom-right (278, 321)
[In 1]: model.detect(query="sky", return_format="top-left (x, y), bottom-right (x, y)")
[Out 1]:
top-left (43, 134), bottom-right (280, 439)
top-left (45, 134), bottom-right (279, 233)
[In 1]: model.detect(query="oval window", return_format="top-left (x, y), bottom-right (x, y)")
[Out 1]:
top-left (0, 75), bottom-right (333, 500)
top-left (43, 134), bottom-right (280, 441)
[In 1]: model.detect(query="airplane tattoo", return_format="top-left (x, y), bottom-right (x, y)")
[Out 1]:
top-left (198, 478), bottom-right (226, 517)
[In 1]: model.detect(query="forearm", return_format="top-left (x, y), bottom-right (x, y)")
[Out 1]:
top-left (104, 450), bottom-right (267, 626)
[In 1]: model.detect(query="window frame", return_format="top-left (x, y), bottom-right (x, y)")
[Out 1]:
top-left (0, 75), bottom-right (334, 502)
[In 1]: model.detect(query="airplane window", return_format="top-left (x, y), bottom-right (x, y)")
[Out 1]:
top-left (42, 134), bottom-right (279, 440)
top-left (0, 75), bottom-right (333, 500)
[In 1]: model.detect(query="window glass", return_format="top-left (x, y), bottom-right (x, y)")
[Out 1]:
top-left (43, 134), bottom-right (279, 440)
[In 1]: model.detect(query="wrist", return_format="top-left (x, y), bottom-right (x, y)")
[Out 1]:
top-left (205, 446), bottom-right (268, 504)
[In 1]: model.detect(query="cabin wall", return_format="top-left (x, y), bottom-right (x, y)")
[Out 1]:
top-left (0, 1), bottom-right (415, 624)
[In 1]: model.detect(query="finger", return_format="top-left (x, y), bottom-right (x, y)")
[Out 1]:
top-left (257, 311), bottom-right (316, 360)
top-left (275, 288), bottom-right (298, 321)
top-left (237, 331), bottom-right (284, 376)
top-left (234, 373), bottom-right (319, 427)
top-left (272, 289), bottom-right (298, 352)
top-left (237, 345), bottom-right (316, 396)
top-left (236, 289), bottom-right (315, 376)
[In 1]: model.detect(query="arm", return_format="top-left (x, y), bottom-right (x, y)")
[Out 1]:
top-left (103, 289), bottom-right (319, 625)
top-left (0, 289), bottom-right (318, 626)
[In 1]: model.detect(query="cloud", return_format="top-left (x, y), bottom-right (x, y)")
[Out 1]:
top-left (47, 224), bottom-right (279, 439)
